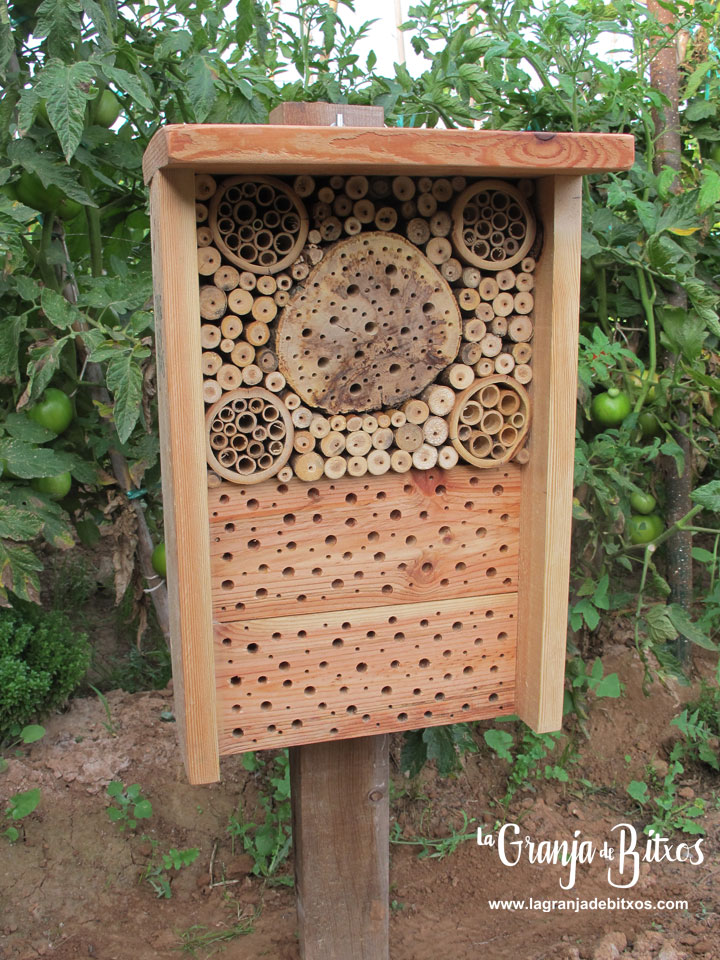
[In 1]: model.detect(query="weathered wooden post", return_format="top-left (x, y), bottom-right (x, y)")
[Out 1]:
top-left (144, 110), bottom-right (633, 959)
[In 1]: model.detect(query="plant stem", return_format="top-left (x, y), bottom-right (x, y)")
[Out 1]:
top-left (633, 267), bottom-right (657, 414)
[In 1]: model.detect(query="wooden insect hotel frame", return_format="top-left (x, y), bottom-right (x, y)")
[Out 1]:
top-left (144, 119), bottom-right (634, 788)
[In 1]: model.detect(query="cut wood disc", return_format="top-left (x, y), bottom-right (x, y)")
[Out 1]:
top-left (205, 388), bottom-right (294, 483)
top-left (277, 232), bottom-right (461, 414)
top-left (452, 180), bottom-right (536, 271)
top-left (209, 176), bottom-right (309, 275)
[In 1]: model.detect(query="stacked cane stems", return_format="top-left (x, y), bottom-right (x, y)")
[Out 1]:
top-left (196, 172), bottom-right (539, 484)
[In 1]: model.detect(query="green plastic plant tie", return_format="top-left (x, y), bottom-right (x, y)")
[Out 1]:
top-left (126, 488), bottom-right (147, 500)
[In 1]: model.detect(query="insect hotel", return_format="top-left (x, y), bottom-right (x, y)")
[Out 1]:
top-left (145, 112), bottom-right (632, 957)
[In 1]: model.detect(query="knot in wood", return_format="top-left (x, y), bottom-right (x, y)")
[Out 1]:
top-left (277, 232), bottom-right (461, 413)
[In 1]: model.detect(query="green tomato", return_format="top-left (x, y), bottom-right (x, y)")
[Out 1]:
top-left (27, 387), bottom-right (74, 435)
top-left (628, 514), bottom-right (664, 545)
top-left (638, 411), bottom-right (660, 438)
top-left (151, 542), bottom-right (167, 578)
top-left (629, 491), bottom-right (657, 515)
top-left (591, 387), bottom-right (632, 428)
top-left (14, 172), bottom-right (83, 220)
top-left (31, 471), bottom-right (72, 500)
top-left (91, 90), bottom-right (121, 128)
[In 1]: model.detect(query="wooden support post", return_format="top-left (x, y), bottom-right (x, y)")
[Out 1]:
top-left (290, 736), bottom-right (390, 960)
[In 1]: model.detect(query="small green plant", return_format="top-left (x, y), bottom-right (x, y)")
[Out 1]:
top-left (227, 751), bottom-right (292, 885)
top-left (178, 906), bottom-right (257, 955)
top-left (3, 787), bottom-right (41, 842)
top-left (106, 781), bottom-right (153, 831)
top-left (671, 707), bottom-right (719, 771)
top-left (627, 760), bottom-right (706, 836)
top-left (143, 846), bottom-right (200, 899)
top-left (88, 684), bottom-right (117, 736)
top-left (390, 809), bottom-right (476, 860)
top-left (564, 656), bottom-right (624, 730)
top-left (483, 722), bottom-right (577, 806)
top-left (401, 722), bottom-right (478, 778)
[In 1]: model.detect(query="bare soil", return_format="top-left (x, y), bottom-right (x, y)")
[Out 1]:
top-left (1, 643), bottom-right (719, 960)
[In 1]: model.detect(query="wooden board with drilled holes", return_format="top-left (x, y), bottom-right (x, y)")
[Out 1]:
top-left (210, 464), bottom-right (519, 754)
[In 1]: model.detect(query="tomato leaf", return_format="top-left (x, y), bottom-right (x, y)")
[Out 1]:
top-left (0, 541), bottom-right (42, 605)
top-left (106, 352), bottom-right (143, 443)
top-left (691, 480), bottom-right (720, 513)
top-left (100, 65), bottom-right (153, 112)
top-left (185, 55), bottom-right (217, 122)
top-left (0, 503), bottom-right (43, 541)
top-left (667, 604), bottom-right (717, 651)
top-left (0, 438), bottom-right (75, 479)
top-left (40, 288), bottom-right (84, 331)
top-left (35, 59), bottom-right (97, 161)
top-left (7, 141), bottom-right (95, 207)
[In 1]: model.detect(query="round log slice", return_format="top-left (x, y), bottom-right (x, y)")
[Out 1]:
top-left (276, 232), bottom-right (461, 413)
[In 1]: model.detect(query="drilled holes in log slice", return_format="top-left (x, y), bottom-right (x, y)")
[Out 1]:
top-left (277, 232), bottom-right (461, 414)
top-left (205, 387), bottom-right (294, 484)
top-left (209, 176), bottom-right (309, 275)
top-left (452, 180), bottom-right (536, 271)
top-left (448, 374), bottom-right (531, 468)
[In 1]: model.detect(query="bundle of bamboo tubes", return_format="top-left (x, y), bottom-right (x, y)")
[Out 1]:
top-left (448, 375), bottom-right (531, 467)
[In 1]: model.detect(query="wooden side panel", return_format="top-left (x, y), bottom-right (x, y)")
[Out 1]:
top-left (516, 175), bottom-right (582, 733)
top-left (143, 126), bottom-right (634, 183)
top-left (150, 169), bottom-right (219, 784)
top-left (291, 736), bottom-right (389, 960)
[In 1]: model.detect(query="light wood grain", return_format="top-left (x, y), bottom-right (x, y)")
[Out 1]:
top-left (150, 169), bottom-right (219, 784)
top-left (143, 126), bottom-right (635, 184)
top-left (516, 176), bottom-right (582, 734)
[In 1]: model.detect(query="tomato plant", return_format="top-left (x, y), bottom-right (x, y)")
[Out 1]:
top-left (591, 388), bottom-right (632, 428)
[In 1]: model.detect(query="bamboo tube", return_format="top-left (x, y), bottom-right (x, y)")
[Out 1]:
top-left (309, 415), bottom-right (331, 439)
top-left (256, 348), bottom-right (278, 372)
top-left (402, 399), bottom-right (429, 424)
top-left (330, 414), bottom-right (347, 432)
top-left (460, 342), bottom-right (484, 366)
top-left (202, 351), bottom-right (222, 376)
top-left (292, 452), bottom-right (324, 481)
top-left (372, 427), bottom-right (394, 450)
top-left (252, 425), bottom-right (267, 442)
top-left (283, 392), bottom-right (301, 410)
top-left (441, 258), bottom-right (462, 283)
top-left (481, 410), bottom-right (503, 435)
top-left (292, 406), bottom-right (313, 429)
top-left (274, 273), bottom-right (291, 292)
top-left (491, 443), bottom-right (505, 459)
top-left (515, 272), bottom-right (535, 292)
top-left (199, 286), bottom-right (227, 321)
top-left (321, 217), bottom-right (342, 242)
top-left (442, 363), bottom-right (474, 390)
top-left (499, 424), bottom-right (519, 448)
top-left (227, 288), bottom-right (253, 315)
top-left (438, 445), bottom-right (459, 470)
top-left (291, 261), bottom-right (310, 281)
top-left (367, 449), bottom-right (391, 475)
top-left (210, 432), bottom-right (229, 450)
top-left (478, 278), bottom-right (499, 301)
top-left (514, 292), bottom-right (534, 315)
top-left (426, 237), bottom-right (451, 264)
top-left (239, 271), bottom-right (257, 291)
top-left (490, 316), bottom-right (508, 337)
top-left (324, 456), bottom-right (347, 480)
top-left (195, 202), bottom-right (208, 223)
top-left (390, 449), bottom-right (413, 473)
top-left (459, 401), bottom-right (483, 425)
top-left (421, 384), bottom-right (455, 416)
top-left (376, 412), bottom-right (391, 429)
top-left (265, 371), bottom-right (286, 393)
top-left (521, 257), bottom-right (536, 273)
top-left (457, 424), bottom-right (472, 442)
top-left (197, 226), bottom-right (213, 247)
top-left (469, 432), bottom-right (492, 459)
top-left (375, 207), bottom-right (398, 231)
top-left (346, 415), bottom-right (363, 432)
top-left (474, 358), bottom-right (494, 377)
top-left (219, 338), bottom-right (234, 354)
top-left (345, 176), bottom-right (369, 199)
top-left (231, 434), bottom-right (249, 452)
top-left (294, 431), bottom-right (315, 454)
top-left (242, 364), bottom-right (263, 386)
top-left (492, 292), bottom-right (514, 317)
top-left (418, 176), bottom-right (433, 194)
top-left (218, 448), bottom-right (239, 469)
top-left (203, 379), bottom-right (223, 404)
top-left (412, 444), bottom-right (438, 470)
top-left (495, 354), bottom-right (515, 375)
top-left (457, 288), bottom-right (481, 312)
top-left (200, 324), bottom-right (221, 349)
top-left (462, 266), bottom-right (481, 288)
top-left (220, 315), bottom-right (243, 339)
top-left (274, 290), bottom-right (290, 307)
top-left (293, 175), bottom-right (315, 198)
top-left (515, 447), bottom-right (530, 464)
top-left (251, 296), bottom-right (277, 323)
top-left (508, 316), bottom-right (533, 342)
top-left (347, 455), bottom-right (368, 477)
top-left (277, 465), bottom-right (293, 482)
top-left (333, 194), bottom-right (352, 217)
top-left (389, 409), bottom-right (407, 428)
top-left (474, 302), bottom-right (494, 323)
top-left (463, 318), bottom-right (487, 342)
top-left (235, 412), bottom-right (257, 434)
top-left (346, 430), bottom-right (372, 456)
top-left (430, 211), bottom-right (452, 237)
top-left (317, 186), bottom-right (335, 205)
top-left (407, 218), bottom-right (431, 245)
top-left (321, 431), bottom-right (346, 457)
top-left (394, 423), bottom-right (423, 452)
top-left (514, 364), bottom-right (533, 384)
top-left (512, 342), bottom-right (533, 364)
top-left (353, 199), bottom-right (375, 224)
top-left (480, 333), bottom-right (503, 358)
top-left (362, 415), bottom-right (378, 434)
top-left (217, 364), bottom-right (242, 391)
top-left (423, 416), bottom-right (449, 446)
top-left (230, 341), bottom-right (255, 367)
top-left (417, 193), bottom-right (437, 217)
top-left (496, 269), bottom-right (516, 291)
top-left (479, 384), bottom-right (500, 408)
top-left (344, 216), bottom-right (362, 236)
top-left (431, 178), bottom-right (452, 202)
top-left (392, 176), bottom-right (415, 201)
top-left (195, 174), bottom-right (216, 200)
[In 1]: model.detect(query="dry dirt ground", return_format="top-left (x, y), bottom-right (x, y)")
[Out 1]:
top-left (1, 643), bottom-right (719, 960)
